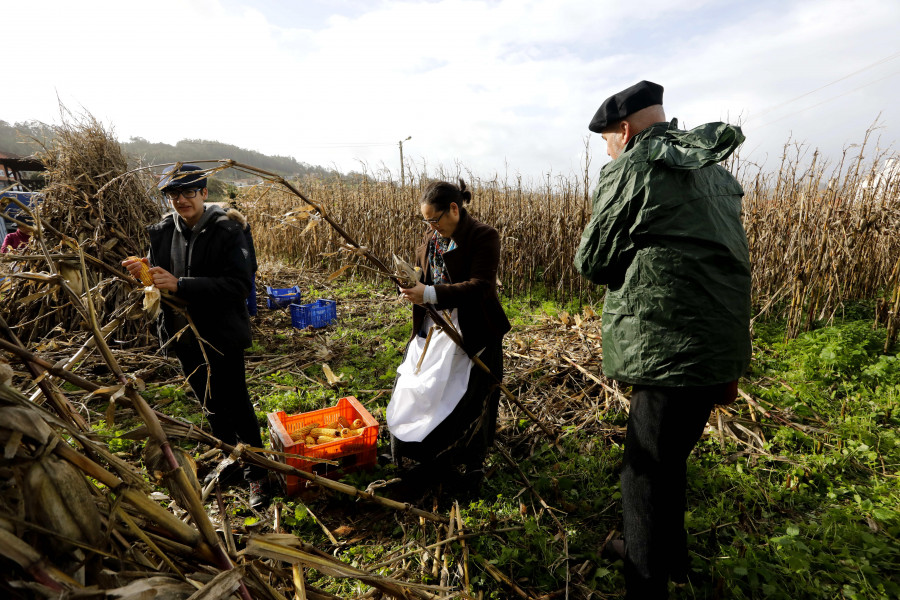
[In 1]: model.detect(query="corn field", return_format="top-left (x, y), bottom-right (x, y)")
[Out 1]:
top-left (240, 134), bottom-right (900, 339)
top-left (241, 165), bottom-right (598, 301)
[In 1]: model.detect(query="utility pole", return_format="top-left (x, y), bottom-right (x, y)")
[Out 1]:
top-left (399, 136), bottom-right (411, 185)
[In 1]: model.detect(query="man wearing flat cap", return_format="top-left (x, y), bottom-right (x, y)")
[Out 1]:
top-left (575, 81), bottom-right (751, 598)
top-left (123, 164), bottom-right (269, 508)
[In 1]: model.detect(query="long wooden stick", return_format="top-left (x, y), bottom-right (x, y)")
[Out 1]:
top-left (414, 326), bottom-right (435, 374)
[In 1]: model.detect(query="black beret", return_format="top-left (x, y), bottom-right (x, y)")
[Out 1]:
top-left (588, 80), bottom-right (664, 133)
top-left (158, 164), bottom-right (208, 191)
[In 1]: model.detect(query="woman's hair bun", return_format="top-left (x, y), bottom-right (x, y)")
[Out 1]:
top-left (421, 178), bottom-right (473, 208)
top-left (458, 179), bottom-right (472, 204)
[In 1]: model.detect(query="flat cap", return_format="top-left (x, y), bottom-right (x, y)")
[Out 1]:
top-left (158, 164), bottom-right (208, 191)
top-left (588, 80), bottom-right (664, 133)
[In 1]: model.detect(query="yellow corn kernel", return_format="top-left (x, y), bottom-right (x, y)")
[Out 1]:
top-left (126, 256), bottom-right (153, 286)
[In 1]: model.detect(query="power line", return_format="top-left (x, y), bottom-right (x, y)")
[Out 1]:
top-left (752, 68), bottom-right (900, 130)
top-left (747, 49), bottom-right (900, 123)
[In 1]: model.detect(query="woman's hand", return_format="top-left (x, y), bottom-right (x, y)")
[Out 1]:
top-left (399, 281), bottom-right (427, 305)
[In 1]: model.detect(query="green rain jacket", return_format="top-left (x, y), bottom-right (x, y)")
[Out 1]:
top-left (575, 120), bottom-right (751, 387)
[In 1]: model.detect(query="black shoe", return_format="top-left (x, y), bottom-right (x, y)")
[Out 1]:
top-left (249, 479), bottom-right (270, 509)
top-left (599, 537), bottom-right (690, 582)
top-left (203, 461), bottom-right (242, 487)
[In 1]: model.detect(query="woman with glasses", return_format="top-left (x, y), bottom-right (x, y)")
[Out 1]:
top-left (387, 179), bottom-right (511, 494)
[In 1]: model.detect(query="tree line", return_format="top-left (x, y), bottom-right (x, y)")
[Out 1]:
top-left (0, 120), bottom-right (337, 182)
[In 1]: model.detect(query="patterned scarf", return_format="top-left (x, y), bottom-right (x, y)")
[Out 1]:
top-left (427, 230), bottom-right (457, 285)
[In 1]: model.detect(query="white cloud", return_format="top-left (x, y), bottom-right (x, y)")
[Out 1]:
top-left (5, 0), bottom-right (900, 180)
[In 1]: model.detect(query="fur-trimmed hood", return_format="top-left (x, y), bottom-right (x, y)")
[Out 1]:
top-left (225, 207), bottom-right (248, 229)
top-left (165, 203), bottom-right (249, 230)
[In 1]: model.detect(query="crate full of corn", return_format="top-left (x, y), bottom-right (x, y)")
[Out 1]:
top-left (267, 396), bottom-right (379, 495)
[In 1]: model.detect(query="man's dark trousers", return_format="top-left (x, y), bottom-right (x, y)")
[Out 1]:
top-left (621, 383), bottom-right (726, 599)
top-left (176, 340), bottom-right (266, 481)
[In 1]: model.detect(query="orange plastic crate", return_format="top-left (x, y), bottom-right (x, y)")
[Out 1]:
top-left (267, 396), bottom-right (379, 495)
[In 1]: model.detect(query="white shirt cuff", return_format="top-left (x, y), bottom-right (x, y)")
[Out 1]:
top-left (423, 285), bottom-right (437, 304)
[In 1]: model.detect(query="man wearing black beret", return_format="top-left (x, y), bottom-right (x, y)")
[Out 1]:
top-left (575, 82), bottom-right (752, 598)
top-left (123, 164), bottom-right (270, 508)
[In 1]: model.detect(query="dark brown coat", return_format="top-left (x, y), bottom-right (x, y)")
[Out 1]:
top-left (412, 209), bottom-right (511, 355)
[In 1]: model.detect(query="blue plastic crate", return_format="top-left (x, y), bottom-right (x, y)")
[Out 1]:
top-left (290, 299), bottom-right (337, 329)
top-left (317, 298), bottom-right (337, 321)
top-left (266, 285), bottom-right (302, 309)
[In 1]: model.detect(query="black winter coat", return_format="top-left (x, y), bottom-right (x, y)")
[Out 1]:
top-left (412, 208), bottom-right (511, 356)
top-left (148, 207), bottom-right (252, 352)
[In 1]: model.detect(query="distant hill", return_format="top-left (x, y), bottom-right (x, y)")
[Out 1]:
top-left (123, 137), bottom-right (338, 181)
top-left (0, 119), bottom-right (337, 181)
top-left (0, 120), bottom-right (47, 156)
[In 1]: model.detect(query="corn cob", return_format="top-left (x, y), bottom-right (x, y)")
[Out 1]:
top-left (301, 422), bottom-right (320, 436)
top-left (310, 427), bottom-right (339, 438)
top-left (351, 419), bottom-right (364, 429)
top-left (324, 420), bottom-right (341, 430)
top-left (316, 435), bottom-right (337, 444)
top-left (338, 416), bottom-right (351, 429)
top-left (290, 422), bottom-right (320, 442)
top-left (341, 427), bottom-right (362, 437)
top-left (126, 256), bottom-right (153, 286)
top-left (305, 435), bottom-right (316, 445)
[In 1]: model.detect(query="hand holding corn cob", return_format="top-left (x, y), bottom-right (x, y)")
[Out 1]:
top-left (123, 256), bottom-right (154, 287)
top-left (393, 254), bottom-right (422, 289)
top-left (122, 258), bottom-right (181, 292)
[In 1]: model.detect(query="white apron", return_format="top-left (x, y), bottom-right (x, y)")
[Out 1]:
top-left (386, 310), bottom-right (473, 442)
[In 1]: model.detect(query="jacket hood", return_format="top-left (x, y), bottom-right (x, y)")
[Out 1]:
top-left (206, 203), bottom-right (249, 229)
top-left (225, 207), bottom-right (248, 229)
top-left (632, 119), bottom-right (745, 170)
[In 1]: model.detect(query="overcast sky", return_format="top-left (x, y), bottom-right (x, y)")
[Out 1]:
top-left (6, 0), bottom-right (900, 182)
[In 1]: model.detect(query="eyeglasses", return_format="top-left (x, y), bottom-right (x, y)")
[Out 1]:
top-left (422, 209), bottom-right (446, 226)
top-left (165, 188), bottom-right (201, 201)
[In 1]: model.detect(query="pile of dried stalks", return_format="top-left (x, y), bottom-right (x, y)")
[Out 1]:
top-left (0, 110), bottom-right (162, 347)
